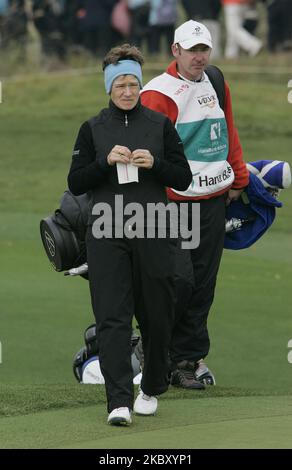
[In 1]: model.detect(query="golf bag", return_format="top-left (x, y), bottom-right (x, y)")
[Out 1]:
top-left (40, 190), bottom-right (90, 273)
top-left (73, 324), bottom-right (142, 384)
top-left (224, 160), bottom-right (291, 249)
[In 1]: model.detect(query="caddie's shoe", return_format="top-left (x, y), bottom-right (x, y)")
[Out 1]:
top-left (195, 360), bottom-right (216, 385)
top-left (171, 360), bottom-right (205, 390)
top-left (134, 390), bottom-right (157, 415)
top-left (107, 407), bottom-right (132, 426)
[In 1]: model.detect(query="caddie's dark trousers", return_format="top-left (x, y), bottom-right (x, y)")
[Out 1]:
top-left (86, 230), bottom-right (176, 413)
top-left (170, 195), bottom-right (226, 365)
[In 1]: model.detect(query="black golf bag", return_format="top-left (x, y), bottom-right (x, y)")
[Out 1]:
top-left (40, 190), bottom-right (90, 273)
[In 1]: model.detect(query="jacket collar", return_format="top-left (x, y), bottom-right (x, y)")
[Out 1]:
top-left (109, 98), bottom-right (142, 120)
top-left (166, 60), bottom-right (205, 82)
top-left (166, 60), bottom-right (179, 78)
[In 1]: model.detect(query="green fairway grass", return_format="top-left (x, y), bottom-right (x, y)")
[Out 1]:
top-left (0, 65), bottom-right (292, 448)
top-left (1, 385), bottom-right (292, 449)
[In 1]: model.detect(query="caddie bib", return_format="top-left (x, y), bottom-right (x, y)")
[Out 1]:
top-left (142, 72), bottom-right (235, 197)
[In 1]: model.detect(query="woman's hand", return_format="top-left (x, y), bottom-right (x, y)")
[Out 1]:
top-left (131, 149), bottom-right (154, 169)
top-left (107, 145), bottom-right (131, 166)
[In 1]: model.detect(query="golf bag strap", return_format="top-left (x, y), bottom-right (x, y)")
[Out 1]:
top-left (205, 65), bottom-right (225, 111)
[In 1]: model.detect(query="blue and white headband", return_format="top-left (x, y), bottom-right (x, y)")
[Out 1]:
top-left (104, 59), bottom-right (143, 94)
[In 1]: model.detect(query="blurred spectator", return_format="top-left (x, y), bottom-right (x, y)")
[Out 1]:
top-left (243, 0), bottom-right (259, 35)
top-left (148, 0), bottom-right (177, 55)
top-left (222, 0), bottom-right (263, 58)
top-left (75, 0), bottom-right (118, 57)
top-left (111, 0), bottom-right (131, 38)
top-left (0, 0), bottom-right (28, 52)
top-left (181, 0), bottom-right (222, 59)
top-left (128, 0), bottom-right (150, 49)
top-left (0, 0), bottom-right (9, 47)
top-left (58, 0), bottom-right (80, 49)
top-left (32, 0), bottom-right (66, 62)
top-left (265, 0), bottom-right (292, 52)
top-left (0, 0), bottom-right (9, 18)
top-left (0, 0), bottom-right (8, 14)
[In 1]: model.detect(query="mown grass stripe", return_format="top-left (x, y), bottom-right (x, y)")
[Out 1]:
top-left (1, 385), bottom-right (292, 418)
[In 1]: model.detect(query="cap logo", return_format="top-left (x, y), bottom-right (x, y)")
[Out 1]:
top-left (192, 27), bottom-right (203, 36)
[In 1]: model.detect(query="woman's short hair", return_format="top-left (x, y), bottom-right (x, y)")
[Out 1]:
top-left (102, 44), bottom-right (144, 71)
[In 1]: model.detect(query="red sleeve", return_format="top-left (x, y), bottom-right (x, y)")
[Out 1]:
top-left (141, 90), bottom-right (178, 124)
top-left (224, 82), bottom-right (249, 189)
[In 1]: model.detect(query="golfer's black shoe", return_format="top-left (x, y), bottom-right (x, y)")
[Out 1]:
top-left (171, 361), bottom-right (205, 390)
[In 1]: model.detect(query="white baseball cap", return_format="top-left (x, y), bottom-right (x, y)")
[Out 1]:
top-left (174, 20), bottom-right (213, 50)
